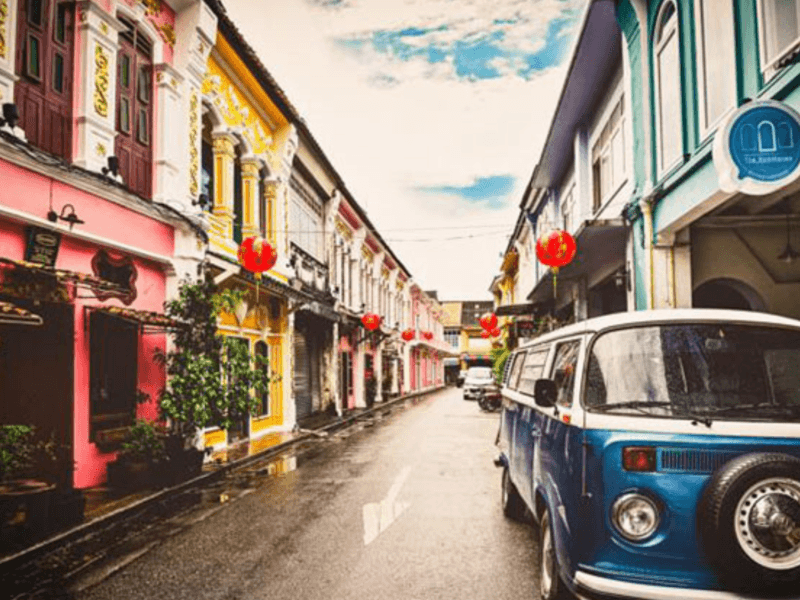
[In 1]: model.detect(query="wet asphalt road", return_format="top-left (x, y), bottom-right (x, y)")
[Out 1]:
top-left (73, 387), bottom-right (541, 600)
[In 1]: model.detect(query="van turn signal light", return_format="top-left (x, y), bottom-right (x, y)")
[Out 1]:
top-left (622, 447), bottom-right (656, 472)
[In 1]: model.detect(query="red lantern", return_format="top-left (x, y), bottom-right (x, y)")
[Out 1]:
top-left (480, 330), bottom-right (491, 339)
top-left (422, 331), bottom-right (434, 341)
top-left (490, 327), bottom-right (502, 337)
top-left (401, 329), bottom-right (415, 341)
top-left (479, 312), bottom-right (498, 331)
top-left (361, 313), bottom-right (381, 331)
top-left (238, 236), bottom-right (278, 273)
top-left (535, 229), bottom-right (577, 297)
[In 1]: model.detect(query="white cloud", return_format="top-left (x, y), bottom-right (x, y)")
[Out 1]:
top-left (223, 0), bottom-right (577, 298)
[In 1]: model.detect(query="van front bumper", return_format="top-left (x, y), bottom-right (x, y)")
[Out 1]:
top-left (574, 571), bottom-right (773, 600)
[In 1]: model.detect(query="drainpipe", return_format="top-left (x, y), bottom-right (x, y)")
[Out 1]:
top-left (639, 197), bottom-right (655, 310)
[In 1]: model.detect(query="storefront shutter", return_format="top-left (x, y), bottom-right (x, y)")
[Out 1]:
top-left (293, 330), bottom-right (312, 419)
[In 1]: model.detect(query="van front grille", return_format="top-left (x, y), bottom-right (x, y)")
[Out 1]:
top-left (658, 448), bottom-right (741, 473)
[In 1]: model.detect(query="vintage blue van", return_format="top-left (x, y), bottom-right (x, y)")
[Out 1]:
top-left (496, 309), bottom-right (800, 600)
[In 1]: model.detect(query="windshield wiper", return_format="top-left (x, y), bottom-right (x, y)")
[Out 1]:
top-left (702, 403), bottom-right (800, 418)
top-left (590, 401), bottom-right (713, 427)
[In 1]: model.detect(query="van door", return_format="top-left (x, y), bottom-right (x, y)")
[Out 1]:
top-left (514, 346), bottom-right (551, 508)
top-left (538, 339), bottom-right (582, 575)
top-left (499, 350), bottom-right (526, 464)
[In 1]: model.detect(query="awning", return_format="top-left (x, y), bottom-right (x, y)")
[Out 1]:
top-left (297, 300), bottom-right (340, 323)
top-left (85, 305), bottom-right (185, 333)
top-left (207, 251), bottom-right (316, 303)
top-left (496, 302), bottom-right (538, 316)
top-left (0, 300), bottom-right (43, 326)
top-left (528, 219), bottom-right (627, 303)
top-left (0, 257), bottom-right (125, 293)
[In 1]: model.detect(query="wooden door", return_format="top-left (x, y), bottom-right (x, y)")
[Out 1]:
top-left (14, 0), bottom-right (74, 160)
top-left (115, 18), bottom-right (153, 198)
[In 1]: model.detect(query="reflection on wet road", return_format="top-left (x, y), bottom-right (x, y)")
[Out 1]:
top-left (72, 388), bottom-right (540, 600)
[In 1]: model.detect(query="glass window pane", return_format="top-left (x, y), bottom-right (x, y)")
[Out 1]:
top-left (699, 0), bottom-right (735, 128)
top-left (119, 97), bottom-right (130, 133)
top-left (120, 55), bottom-right (131, 89)
top-left (763, 0), bottom-right (800, 63)
top-left (137, 66), bottom-right (150, 104)
top-left (27, 35), bottom-right (41, 80)
top-left (28, 0), bottom-right (43, 27)
top-left (658, 29), bottom-right (682, 171)
top-left (53, 52), bottom-right (64, 93)
top-left (55, 3), bottom-right (67, 43)
top-left (137, 108), bottom-right (149, 144)
top-left (551, 342), bottom-right (580, 408)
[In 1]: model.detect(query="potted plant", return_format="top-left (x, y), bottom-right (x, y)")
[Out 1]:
top-left (155, 274), bottom-right (271, 482)
top-left (106, 420), bottom-right (168, 493)
top-left (0, 425), bottom-right (58, 546)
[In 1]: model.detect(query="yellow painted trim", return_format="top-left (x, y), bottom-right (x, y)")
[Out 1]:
top-left (204, 429), bottom-right (227, 447)
top-left (215, 34), bottom-right (290, 129)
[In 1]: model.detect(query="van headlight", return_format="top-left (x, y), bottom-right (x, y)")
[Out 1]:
top-left (611, 493), bottom-right (660, 541)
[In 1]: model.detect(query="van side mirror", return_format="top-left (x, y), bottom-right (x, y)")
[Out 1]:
top-left (534, 379), bottom-right (557, 408)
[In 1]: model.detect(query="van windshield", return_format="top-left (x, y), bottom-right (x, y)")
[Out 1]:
top-left (585, 324), bottom-right (800, 421)
top-left (466, 367), bottom-right (493, 380)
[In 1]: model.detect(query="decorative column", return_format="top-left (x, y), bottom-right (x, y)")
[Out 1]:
top-left (263, 178), bottom-right (279, 246)
top-left (240, 158), bottom-right (261, 238)
top-left (0, 0), bottom-right (18, 108)
top-left (153, 64), bottom-right (184, 205)
top-left (74, 0), bottom-right (126, 172)
top-left (210, 131), bottom-right (236, 246)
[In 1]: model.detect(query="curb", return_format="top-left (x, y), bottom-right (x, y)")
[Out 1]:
top-left (0, 385), bottom-right (446, 574)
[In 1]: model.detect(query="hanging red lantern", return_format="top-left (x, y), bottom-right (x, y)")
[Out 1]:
top-left (480, 330), bottom-right (491, 339)
top-left (422, 331), bottom-right (434, 341)
top-left (490, 327), bottom-right (502, 337)
top-left (238, 236), bottom-right (278, 273)
top-left (479, 312), bottom-right (498, 331)
top-left (401, 328), bottom-right (415, 341)
top-left (361, 313), bottom-right (381, 331)
top-left (535, 229), bottom-right (577, 297)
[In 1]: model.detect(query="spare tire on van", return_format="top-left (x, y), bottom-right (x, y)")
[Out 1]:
top-left (698, 452), bottom-right (800, 593)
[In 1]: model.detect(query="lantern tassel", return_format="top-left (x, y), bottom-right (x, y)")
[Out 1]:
top-left (552, 266), bottom-right (559, 299)
top-left (255, 272), bottom-right (261, 303)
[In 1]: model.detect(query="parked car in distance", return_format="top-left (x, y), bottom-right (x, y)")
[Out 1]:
top-left (456, 369), bottom-right (468, 387)
top-left (462, 366), bottom-right (496, 400)
top-left (496, 309), bottom-right (800, 600)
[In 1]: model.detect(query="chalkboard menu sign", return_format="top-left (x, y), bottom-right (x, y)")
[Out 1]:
top-left (24, 226), bottom-right (62, 267)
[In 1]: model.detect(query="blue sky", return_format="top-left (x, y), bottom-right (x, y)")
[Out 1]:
top-left (226, 0), bottom-right (583, 298)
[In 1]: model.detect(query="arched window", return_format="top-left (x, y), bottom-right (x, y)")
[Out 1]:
top-left (695, 0), bottom-right (736, 135)
top-left (200, 114), bottom-right (214, 210)
top-left (654, 1), bottom-right (683, 175)
top-left (759, 0), bottom-right (800, 73)
top-left (115, 16), bottom-right (153, 198)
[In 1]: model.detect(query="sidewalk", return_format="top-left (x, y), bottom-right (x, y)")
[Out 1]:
top-left (0, 386), bottom-right (446, 573)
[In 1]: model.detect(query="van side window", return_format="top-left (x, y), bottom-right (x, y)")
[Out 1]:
top-left (506, 351), bottom-right (525, 389)
top-left (518, 348), bottom-right (549, 396)
top-left (551, 341), bottom-right (581, 408)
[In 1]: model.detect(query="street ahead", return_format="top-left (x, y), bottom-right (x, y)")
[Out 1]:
top-left (70, 388), bottom-right (541, 600)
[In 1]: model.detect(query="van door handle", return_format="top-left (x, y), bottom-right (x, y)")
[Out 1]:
top-left (531, 427), bottom-right (541, 438)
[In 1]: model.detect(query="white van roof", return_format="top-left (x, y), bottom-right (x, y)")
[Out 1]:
top-left (517, 309), bottom-right (800, 349)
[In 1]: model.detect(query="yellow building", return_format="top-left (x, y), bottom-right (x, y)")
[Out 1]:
top-left (195, 4), bottom-right (315, 453)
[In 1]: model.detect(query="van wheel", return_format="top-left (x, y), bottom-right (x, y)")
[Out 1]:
top-left (698, 452), bottom-right (800, 593)
top-left (539, 510), bottom-right (569, 600)
top-left (501, 466), bottom-right (525, 521)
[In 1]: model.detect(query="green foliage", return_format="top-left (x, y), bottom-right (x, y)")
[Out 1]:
top-left (121, 420), bottom-right (167, 463)
top-left (491, 346), bottom-right (511, 385)
top-left (156, 274), bottom-right (272, 445)
top-left (0, 425), bottom-right (35, 483)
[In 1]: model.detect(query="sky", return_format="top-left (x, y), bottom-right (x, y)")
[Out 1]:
top-left (224, 0), bottom-right (585, 300)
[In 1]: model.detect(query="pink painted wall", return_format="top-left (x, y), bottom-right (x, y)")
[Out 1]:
top-left (0, 161), bottom-right (174, 489)
top-left (0, 162), bottom-right (174, 255)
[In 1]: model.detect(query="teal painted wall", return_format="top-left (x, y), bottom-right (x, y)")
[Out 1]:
top-left (631, 215), bottom-right (648, 310)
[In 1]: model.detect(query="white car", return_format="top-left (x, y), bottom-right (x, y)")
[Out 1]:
top-left (462, 366), bottom-right (496, 400)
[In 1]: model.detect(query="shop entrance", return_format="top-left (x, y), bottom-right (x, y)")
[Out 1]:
top-left (692, 278), bottom-right (765, 311)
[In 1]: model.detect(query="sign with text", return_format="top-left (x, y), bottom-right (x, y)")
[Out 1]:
top-left (714, 100), bottom-right (800, 195)
top-left (24, 226), bottom-right (61, 267)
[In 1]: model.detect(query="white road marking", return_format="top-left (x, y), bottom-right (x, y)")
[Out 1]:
top-left (363, 466), bottom-right (412, 545)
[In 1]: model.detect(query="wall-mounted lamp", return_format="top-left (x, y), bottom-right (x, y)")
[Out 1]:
top-left (192, 193), bottom-right (212, 212)
top-left (102, 155), bottom-right (123, 183)
top-left (0, 103), bottom-right (19, 131)
top-left (614, 267), bottom-right (631, 291)
top-left (778, 215), bottom-right (800, 264)
top-left (47, 204), bottom-right (85, 230)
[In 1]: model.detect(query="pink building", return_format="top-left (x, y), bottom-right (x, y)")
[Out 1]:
top-left (0, 0), bottom-right (210, 490)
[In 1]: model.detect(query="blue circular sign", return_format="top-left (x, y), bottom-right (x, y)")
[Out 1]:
top-left (729, 105), bottom-right (800, 182)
